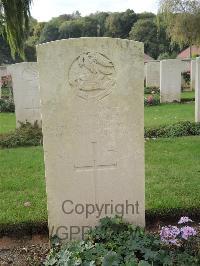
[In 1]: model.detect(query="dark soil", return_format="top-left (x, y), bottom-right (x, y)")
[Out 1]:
top-left (0, 234), bottom-right (49, 266)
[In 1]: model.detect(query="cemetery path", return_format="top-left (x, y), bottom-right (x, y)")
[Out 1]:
top-left (0, 234), bottom-right (49, 265)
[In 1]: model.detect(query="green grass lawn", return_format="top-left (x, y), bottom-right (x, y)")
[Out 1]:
top-left (0, 101), bottom-right (195, 135)
top-left (146, 136), bottom-right (200, 212)
top-left (181, 91), bottom-right (195, 99)
top-left (0, 136), bottom-right (200, 226)
top-left (145, 102), bottom-right (194, 128)
top-left (0, 113), bottom-right (16, 134)
top-left (145, 91), bottom-right (195, 99)
top-left (0, 147), bottom-right (47, 225)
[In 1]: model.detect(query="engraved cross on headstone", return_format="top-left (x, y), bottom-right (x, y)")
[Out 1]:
top-left (74, 142), bottom-right (117, 173)
top-left (24, 98), bottom-right (40, 117)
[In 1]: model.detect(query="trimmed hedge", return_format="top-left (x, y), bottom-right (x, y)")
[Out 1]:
top-left (0, 121), bottom-right (199, 149)
top-left (0, 121), bottom-right (42, 148)
top-left (144, 87), bottom-right (160, 94)
top-left (145, 121), bottom-right (200, 138)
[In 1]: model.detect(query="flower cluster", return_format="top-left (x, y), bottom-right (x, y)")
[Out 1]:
top-left (160, 217), bottom-right (197, 246)
top-left (160, 226), bottom-right (180, 246)
top-left (181, 226), bottom-right (197, 240)
top-left (178, 216), bottom-right (193, 224)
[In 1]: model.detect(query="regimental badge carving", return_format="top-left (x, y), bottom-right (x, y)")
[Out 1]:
top-left (69, 52), bottom-right (116, 100)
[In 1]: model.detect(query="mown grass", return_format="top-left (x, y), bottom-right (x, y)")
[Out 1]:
top-left (0, 113), bottom-right (16, 134)
top-left (0, 147), bottom-right (47, 225)
top-left (0, 136), bottom-right (200, 226)
top-left (0, 101), bottom-right (195, 135)
top-left (145, 91), bottom-right (195, 99)
top-left (146, 136), bottom-right (200, 213)
top-left (145, 102), bottom-right (194, 128)
top-left (181, 91), bottom-right (195, 99)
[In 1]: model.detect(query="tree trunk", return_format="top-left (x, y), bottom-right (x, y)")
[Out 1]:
top-left (190, 45), bottom-right (192, 58)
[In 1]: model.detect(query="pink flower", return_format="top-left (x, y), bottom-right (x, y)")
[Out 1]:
top-left (178, 216), bottom-right (193, 224)
top-left (160, 226), bottom-right (180, 246)
top-left (181, 226), bottom-right (197, 240)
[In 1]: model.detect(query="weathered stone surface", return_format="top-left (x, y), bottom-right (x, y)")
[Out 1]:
top-left (181, 59), bottom-right (191, 72)
top-left (145, 60), bottom-right (160, 88)
top-left (37, 37), bottom-right (145, 240)
top-left (8, 62), bottom-right (41, 127)
top-left (160, 59), bottom-right (182, 103)
top-left (195, 57), bottom-right (200, 122)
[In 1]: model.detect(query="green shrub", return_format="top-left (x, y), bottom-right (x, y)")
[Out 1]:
top-left (181, 97), bottom-right (195, 102)
top-left (0, 98), bottom-right (15, 112)
top-left (45, 216), bottom-right (200, 266)
top-left (145, 121), bottom-right (200, 138)
top-left (182, 71), bottom-right (190, 86)
top-left (0, 121), bottom-right (42, 148)
top-left (144, 95), bottom-right (160, 106)
top-left (144, 87), bottom-right (160, 94)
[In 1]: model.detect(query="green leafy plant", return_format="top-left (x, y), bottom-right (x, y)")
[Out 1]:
top-left (0, 121), bottom-right (42, 148)
top-left (44, 216), bottom-right (200, 266)
top-left (144, 87), bottom-right (160, 95)
top-left (144, 95), bottom-right (160, 106)
top-left (182, 71), bottom-right (190, 86)
top-left (145, 121), bottom-right (200, 138)
top-left (0, 98), bottom-right (15, 112)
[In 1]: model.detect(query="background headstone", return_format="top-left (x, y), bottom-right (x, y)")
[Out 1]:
top-left (181, 59), bottom-right (191, 73)
top-left (195, 57), bottom-right (200, 122)
top-left (8, 62), bottom-right (41, 127)
top-left (37, 37), bottom-right (145, 240)
top-left (145, 60), bottom-right (160, 88)
top-left (160, 59), bottom-right (182, 103)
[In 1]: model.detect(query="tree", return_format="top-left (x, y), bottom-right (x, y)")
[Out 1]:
top-left (0, 35), bottom-right (15, 64)
top-left (130, 18), bottom-right (159, 58)
top-left (39, 21), bottom-right (59, 43)
top-left (0, 0), bottom-right (32, 57)
top-left (89, 12), bottom-right (109, 36)
top-left (105, 9), bottom-right (137, 38)
top-left (59, 20), bottom-right (82, 39)
top-left (137, 12), bottom-right (156, 20)
top-left (159, 0), bottom-right (200, 53)
top-left (129, 16), bottom-right (178, 59)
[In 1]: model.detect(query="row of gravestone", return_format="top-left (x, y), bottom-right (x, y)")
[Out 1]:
top-left (145, 59), bottom-right (196, 100)
top-left (0, 38), bottom-right (199, 241)
top-left (1, 59), bottom-right (198, 127)
top-left (145, 59), bottom-right (200, 121)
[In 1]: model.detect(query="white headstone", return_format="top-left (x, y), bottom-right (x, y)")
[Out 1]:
top-left (8, 62), bottom-right (41, 127)
top-left (160, 59), bottom-right (182, 103)
top-left (191, 60), bottom-right (196, 91)
top-left (195, 57), bottom-right (200, 122)
top-left (181, 59), bottom-right (191, 72)
top-left (145, 60), bottom-right (160, 88)
top-left (37, 37), bottom-right (145, 241)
